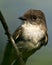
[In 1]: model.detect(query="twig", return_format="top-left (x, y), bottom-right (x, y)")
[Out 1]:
top-left (0, 11), bottom-right (25, 65)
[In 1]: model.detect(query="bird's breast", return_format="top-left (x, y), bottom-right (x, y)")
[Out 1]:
top-left (22, 23), bottom-right (45, 44)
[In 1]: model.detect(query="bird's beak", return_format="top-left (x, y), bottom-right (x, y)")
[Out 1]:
top-left (18, 16), bottom-right (27, 20)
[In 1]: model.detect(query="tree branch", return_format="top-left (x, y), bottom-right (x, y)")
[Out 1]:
top-left (0, 11), bottom-right (25, 65)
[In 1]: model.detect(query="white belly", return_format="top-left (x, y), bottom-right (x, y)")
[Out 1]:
top-left (22, 22), bottom-right (45, 44)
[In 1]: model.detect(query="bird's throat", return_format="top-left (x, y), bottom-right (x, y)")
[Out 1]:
top-left (22, 22), bottom-right (45, 44)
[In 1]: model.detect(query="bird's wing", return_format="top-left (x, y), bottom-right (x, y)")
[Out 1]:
top-left (12, 26), bottom-right (22, 41)
top-left (1, 26), bottom-right (22, 65)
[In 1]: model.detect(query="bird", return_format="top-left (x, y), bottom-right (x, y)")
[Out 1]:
top-left (2, 9), bottom-right (48, 65)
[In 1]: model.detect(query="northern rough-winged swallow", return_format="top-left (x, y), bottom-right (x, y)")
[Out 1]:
top-left (13, 9), bottom-right (48, 59)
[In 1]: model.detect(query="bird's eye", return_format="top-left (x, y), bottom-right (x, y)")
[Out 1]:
top-left (31, 15), bottom-right (37, 20)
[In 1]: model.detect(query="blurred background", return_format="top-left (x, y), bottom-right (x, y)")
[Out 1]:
top-left (0, 0), bottom-right (52, 65)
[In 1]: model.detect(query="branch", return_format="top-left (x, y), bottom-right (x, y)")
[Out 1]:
top-left (0, 11), bottom-right (25, 65)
